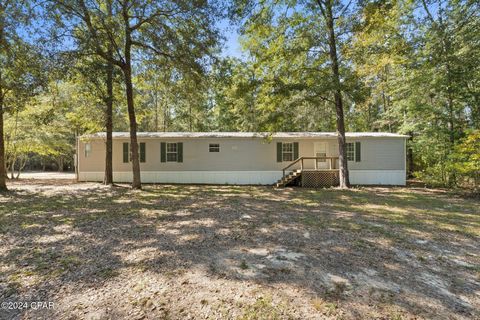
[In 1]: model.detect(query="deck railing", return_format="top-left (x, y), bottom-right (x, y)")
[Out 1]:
top-left (282, 156), bottom-right (339, 180)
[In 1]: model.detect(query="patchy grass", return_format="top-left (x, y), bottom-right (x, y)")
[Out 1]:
top-left (0, 180), bottom-right (479, 319)
top-left (311, 298), bottom-right (339, 317)
top-left (239, 260), bottom-right (249, 270)
top-left (238, 296), bottom-right (288, 320)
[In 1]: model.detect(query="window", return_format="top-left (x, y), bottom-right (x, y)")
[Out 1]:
top-left (85, 143), bottom-right (92, 158)
top-left (209, 143), bottom-right (220, 152)
top-left (122, 143), bottom-right (145, 163)
top-left (316, 143), bottom-right (327, 163)
top-left (316, 152), bottom-right (326, 162)
top-left (282, 142), bottom-right (293, 162)
top-left (346, 143), bottom-right (355, 161)
top-left (277, 142), bottom-right (298, 162)
top-left (166, 143), bottom-right (177, 162)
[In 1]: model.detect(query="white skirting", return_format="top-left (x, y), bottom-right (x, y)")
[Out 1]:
top-left (78, 171), bottom-right (283, 185)
top-left (78, 170), bottom-right (406, 186)
top-left (349, 170), bottom-right (406, 185)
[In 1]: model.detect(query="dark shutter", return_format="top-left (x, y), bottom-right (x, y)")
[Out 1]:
top-left (123, 142), bottom-right (129, 163)
top-left (177, 142), bottom-right (183, 163)
top-left (355, 142), bottom-right (361, 162)
top-left (160, 142), bottom-right (166, 163)
top-left (277, 142), bottom-right (282, 162)
top-left (293, 142), bottom-right (299, 160)
top-left (140, 142), bottom-right (146, 163)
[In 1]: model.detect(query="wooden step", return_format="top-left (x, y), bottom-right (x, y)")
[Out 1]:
top-left (275, 170), bottom-right (303, 188)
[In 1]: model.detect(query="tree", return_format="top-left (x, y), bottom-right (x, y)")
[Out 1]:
top-left (135, 59), bottom-right (213, 132)
top-left (450, 130), bottom-right (480, 188)
top-left (6, 85), bottom-right (77, 176)
top-left (232, 0), bottom-right (358, 187)
top-left (315, 0), bottom-right (351, 188)
top-left (69, 53), bottom-right (120, 184)
top-left (0, 0), bottom-right (45, 190)
top-left (51, 0), bottom-right (220, 189)
top-left (0, 1), bottom-right (34, 190)
top-left (104, 0), bottom-right (114, 185)
top-left (344, 0), bottom-right (479, 186)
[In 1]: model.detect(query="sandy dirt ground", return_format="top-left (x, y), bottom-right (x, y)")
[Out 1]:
top-left (0, 179), bottom-right (479, 319)
top-left (15, 172), bottom-right (76, 180)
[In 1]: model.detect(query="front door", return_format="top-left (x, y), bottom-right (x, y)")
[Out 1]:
top-left (314, 142), bottom-right (328, 169)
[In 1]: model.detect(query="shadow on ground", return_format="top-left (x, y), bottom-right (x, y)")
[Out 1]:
top-left (0, 180), bottom-right (479, 319)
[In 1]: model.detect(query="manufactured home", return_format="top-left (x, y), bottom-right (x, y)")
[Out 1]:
top-left (76, 132), bottom-right (408, 187)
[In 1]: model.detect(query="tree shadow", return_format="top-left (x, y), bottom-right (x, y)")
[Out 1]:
top-left (0, 181), bottom-right (479, 319)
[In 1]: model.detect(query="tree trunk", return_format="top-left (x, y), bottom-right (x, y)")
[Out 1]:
top-left (124, 67), bottom-right (141, 189)
top-left (104, 1), bottom-right (114, 186)
top-left (154, 92), bottom-right (158, 132)
top-left (10, 157), bottom-right (15, 179)
top-left (58, 157), bottom-right (64, 172)
top-left (15, 155), bottom-right (26, 179)
top-left (104, 61), bottom-right (114, 185)
top-left (0, 89), bottom-right (7, 191)
top-left (325, 1), bottom-right (349, 188)
top-left (163, 99), bottom-right (167, 132)
top-left (153, 78), bottom-right (159, 132)
top-left (0, 6), bottom-right (6, 190)
top-left (189, 103), bottom-right (192, 131)
top-left (407, 132), bottom-right (414, 178)
top-left (123, 28), bottom-right (141, 189)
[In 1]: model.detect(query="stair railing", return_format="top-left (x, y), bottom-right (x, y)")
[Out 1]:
top-left (282, 157), bottom-right (339, 180)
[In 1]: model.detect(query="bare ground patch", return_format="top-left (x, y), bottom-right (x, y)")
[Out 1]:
top-left (0, 180), bottom-right (479, 319)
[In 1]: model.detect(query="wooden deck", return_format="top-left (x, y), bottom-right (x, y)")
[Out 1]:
top-left (276, 157), bottom-right (340, 188)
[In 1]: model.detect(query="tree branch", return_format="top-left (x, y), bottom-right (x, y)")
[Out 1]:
top-left (130, 40), bottom-right (176, 60)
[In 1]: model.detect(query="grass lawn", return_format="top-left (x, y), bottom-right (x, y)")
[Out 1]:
top-left (0, 179), bottom-right (479, 319)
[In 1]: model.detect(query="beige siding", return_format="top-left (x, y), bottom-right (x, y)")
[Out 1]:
top-left (78, 136), bottom-right (405, 173)
top-left (345, 138), bottom-right (405, 170)
top-left (78, 139), bottom-right (106, 173)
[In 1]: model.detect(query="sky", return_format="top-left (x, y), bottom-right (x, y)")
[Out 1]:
top-left (223, 31), bottom-right (242, 58)
top-left (218, 19), bottom-right (243, 58)
top-left (36, 17), bottom-right (244, 59)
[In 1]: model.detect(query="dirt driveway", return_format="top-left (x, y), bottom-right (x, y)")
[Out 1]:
top-left (0, 180), bottom-right (479, 319)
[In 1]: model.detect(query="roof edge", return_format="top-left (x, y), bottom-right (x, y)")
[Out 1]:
top-left (80, 132), bottom-right (410, 139)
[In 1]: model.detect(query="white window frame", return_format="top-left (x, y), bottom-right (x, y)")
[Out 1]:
top-left (346, 142), bottom-right (355, 161)
top-left (209, 143), bottom-right (220, 152)
top-left (282, 142), bottom-right (293, 162)
top-left (85, 143), bottom-right (92, 158)
top-left (166, 143), bottom-right (177, 162)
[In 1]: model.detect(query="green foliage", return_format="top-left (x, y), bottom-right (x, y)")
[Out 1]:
top-left (223, 0), bottom-right (479, 188)
top-left (449, 130), bottom-right (480, 188)
top-left (0, 0), bottom-right (478, 189)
